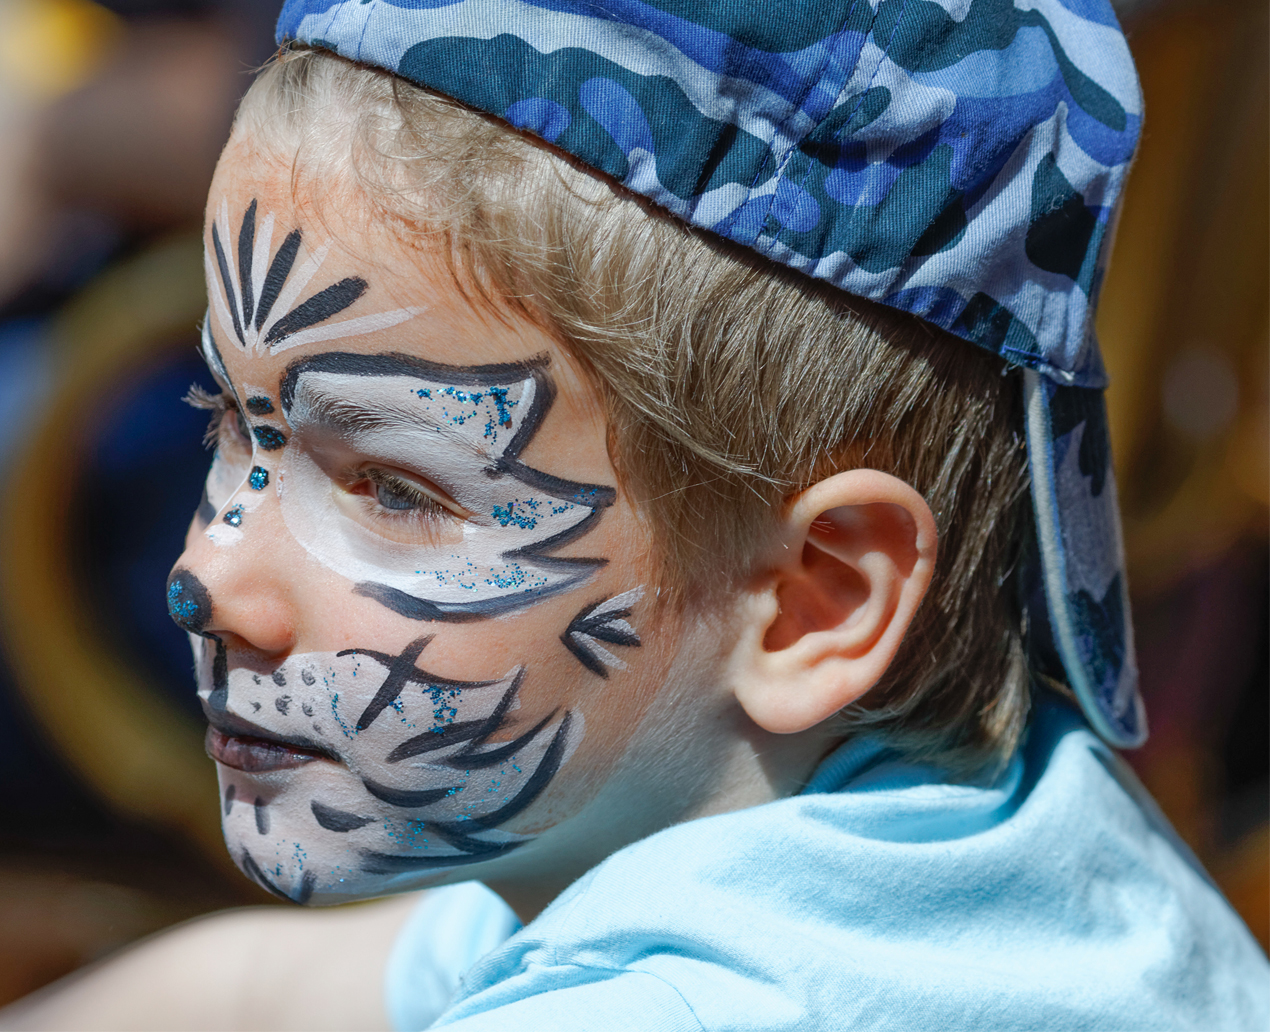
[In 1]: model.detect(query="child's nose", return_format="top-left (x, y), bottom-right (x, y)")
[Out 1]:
top-left (166, 504), bottom-right (298, 657)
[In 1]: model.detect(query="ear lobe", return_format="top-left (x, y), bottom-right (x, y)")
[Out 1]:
top-left (730, 470), bottom-right (937, 735)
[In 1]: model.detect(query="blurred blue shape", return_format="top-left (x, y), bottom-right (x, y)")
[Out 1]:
top-left (0, 318), bottom-right (55, 473)
top-left (73, 348), bottom-right (219, 720)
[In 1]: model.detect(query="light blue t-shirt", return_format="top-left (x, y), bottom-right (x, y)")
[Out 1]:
top-left (385, 697), bottom-right (1269, 1030)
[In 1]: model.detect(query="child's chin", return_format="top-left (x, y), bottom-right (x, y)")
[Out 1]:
top-left (219, 814), bottom-right (504, 905)
top-left (213, 758), bottom-right (538, 900)
top-left (220, 823), bottom-right (366, 905)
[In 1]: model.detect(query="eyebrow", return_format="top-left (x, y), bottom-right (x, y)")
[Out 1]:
top-left (288, 379), bottom-right (485, 454)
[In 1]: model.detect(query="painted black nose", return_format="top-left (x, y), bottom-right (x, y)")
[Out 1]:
top-left (167, 567), bottom-right (213, 635)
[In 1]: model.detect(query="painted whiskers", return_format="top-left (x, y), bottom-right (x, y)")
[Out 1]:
top-left (195, 635), bottom-right (579, 903)
top-left (563, 587), bottom-right (644, 677)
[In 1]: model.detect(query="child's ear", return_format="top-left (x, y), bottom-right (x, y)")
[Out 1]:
top-left (728, 470), bottom-right (937, 735)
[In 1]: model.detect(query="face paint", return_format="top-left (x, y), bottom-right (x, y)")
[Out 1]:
top-left (206, 198), bottom-right (420, 357)
top-left (277, 352), bottom-right (615, 620)
top-left (251, 425), bottom-right (287, 451)
top-left (192, 633), bottom-right (580, 902)
top-left (167, 567), bottom-right (213, 635)
top-left (192, 328), bottom-right (283, 541)
top-left (562, 587), bottom-right (644, 677)
top-left (200, 317), bottom-right (232, 386)
top-left (180, 180), bottom-right (681, 909)
top-left (196, 321), bottom-right (253, 521)
top-left (202, 447), bottom-right (246, 519)
top-left (204, 460), bottom-right (269, 547)
top-left (195, 491), bottom-right (217, 527)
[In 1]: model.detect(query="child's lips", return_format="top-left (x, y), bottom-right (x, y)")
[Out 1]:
top-left (205, 725), bottom-right (335, 772)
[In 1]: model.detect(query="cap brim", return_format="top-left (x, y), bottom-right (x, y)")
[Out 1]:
top-left (1023, 369), bottom-right (1146, 747)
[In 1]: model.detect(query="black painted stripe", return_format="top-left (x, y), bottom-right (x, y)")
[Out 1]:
top-left (562, 630), bottom-right (608, 678)
top-left (264, 277), bottom-right (367, 345)
top-left (452, 711), bottom-right (555, 771)
top-left (385, 719), bottom-right (489, 763)
top-left (435, 711), bottom-right (573, 837)
top-left (310, 801), bottom-right (373, 832)
top-left (237, 199), bottom-right (257, 328)
top-left (296, 870), bottom-right (316, 904)
top-left (361, 779), bottom-right (459, 809)
top-left (255, 229), bottom-right (302, 332)
top-left (360, 839), bottom-right (524, 873)
top-left (240, 851), bottom-right (290, 902)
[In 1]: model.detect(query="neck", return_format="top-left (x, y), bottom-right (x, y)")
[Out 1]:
top-left (486, 708), bottom-right (836, 925)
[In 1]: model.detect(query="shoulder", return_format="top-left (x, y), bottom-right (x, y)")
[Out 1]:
top-left (433, 700), bottom-right (1269, 1031)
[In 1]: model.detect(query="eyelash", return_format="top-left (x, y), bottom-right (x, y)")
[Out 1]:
top-left (357, 468), bottom-right (451, 524)
top-left (185, 385), bottom-right (250, 450)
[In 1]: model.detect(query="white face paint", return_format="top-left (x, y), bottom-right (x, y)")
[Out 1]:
top-left (278, 355), bottom-right (614, 619)
top-left (203, 439), bottom-right (247, 516)
top-left (194, 635), bottom-right (580, 902)
top-left (196, 324), bottom-right (276, 546)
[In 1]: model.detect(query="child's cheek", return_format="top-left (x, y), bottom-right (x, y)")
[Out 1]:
top-left (196, 554), bottom-right (659, 903)
top-left (201, 632), bottom-right (575, 902)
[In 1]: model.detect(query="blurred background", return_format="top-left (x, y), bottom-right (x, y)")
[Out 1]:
top-left (0, 0), bottom-right (1264, 1008)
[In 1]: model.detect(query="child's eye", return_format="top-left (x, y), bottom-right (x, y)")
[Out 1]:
top-left (353, 468), bottom-right (465, 527)
top-left (373, 476), bottom-right (431, 513)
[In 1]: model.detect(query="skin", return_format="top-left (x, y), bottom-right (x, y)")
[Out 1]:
top-left (0, 133), bottom-right (938, 1031)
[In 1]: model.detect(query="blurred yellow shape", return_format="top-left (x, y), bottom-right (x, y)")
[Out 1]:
top-left (0, 0), bottom-right (121, 99)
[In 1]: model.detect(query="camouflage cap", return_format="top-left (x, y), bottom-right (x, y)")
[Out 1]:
top-left (275, 0), bottom-right (1146, 747)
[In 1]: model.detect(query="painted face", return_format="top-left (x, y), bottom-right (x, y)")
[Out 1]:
top-left (171, 147), bottom-right (715, 906)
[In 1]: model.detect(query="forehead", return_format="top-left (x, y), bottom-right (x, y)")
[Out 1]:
top-left (203, 143), bottom-right (591, 400)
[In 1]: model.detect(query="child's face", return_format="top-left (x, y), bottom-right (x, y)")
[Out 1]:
top-left (173, 141), bottom-right (739, 907)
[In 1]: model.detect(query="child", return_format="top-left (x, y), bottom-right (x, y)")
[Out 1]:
top-left (8, 1), bottom-right (1268, 1029)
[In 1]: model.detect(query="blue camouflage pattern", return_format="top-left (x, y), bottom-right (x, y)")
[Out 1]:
top-left (1024, 372), bottom-right (1142, 745)
top-left (275, 0), bottom-right (1146, 746)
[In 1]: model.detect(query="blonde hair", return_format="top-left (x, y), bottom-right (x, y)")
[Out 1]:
top-left (235, 46), bottom-right (1034, 773)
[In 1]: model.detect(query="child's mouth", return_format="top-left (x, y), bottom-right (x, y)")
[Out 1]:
top-left (205, 725), bottom-right (334, 772)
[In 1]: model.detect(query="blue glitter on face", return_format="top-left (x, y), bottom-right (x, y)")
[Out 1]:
top-left (413, 382), bottom-right (521, 443)
top-left (248, 466), bottom-right (269, 491)
top-left (223, 505), bottom-right (244, 527)
top-left (329, 692), bottom-right (359, 739)
top-left (246, 396), bottom-right (274, 415)
top-left (427, 684), bottom-right (460, 726)
top-left (488, 386), bottom-right (514, 427)
top-left (488, 567), bottom-right (529, 590)
top-left (442, 386), bottom-right (482, 405)
top-left (167, 580), bottom-right (201, 624)
top-left (252, 425), bottom-right (287, 451)
top-left (492, 498), bottom-right (542, 529)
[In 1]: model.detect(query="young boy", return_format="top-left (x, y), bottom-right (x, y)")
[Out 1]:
top-left (7, 1), bottom-right (1268, 1029)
